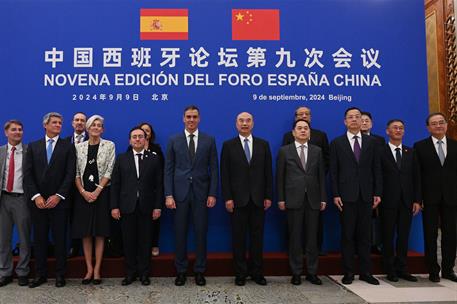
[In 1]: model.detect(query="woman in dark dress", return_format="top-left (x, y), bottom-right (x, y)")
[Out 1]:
top-left (73, 115), bottom-right (116, 284)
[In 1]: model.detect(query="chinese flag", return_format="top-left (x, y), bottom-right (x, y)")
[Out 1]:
top-left (140, 9), bottom-right (188, 40)
top-left (232, 9), bottom-right (280, 41)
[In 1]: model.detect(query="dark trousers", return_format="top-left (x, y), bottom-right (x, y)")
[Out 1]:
top-left (231, 200), bottom-right (265, 277)
top-left (151, 218), bottom-right (160, 248)
top-left (31, 207), bottom-right (68, 277)
top-left (340, 197), bottom-right (372, 275)
top-left (302, 212), bottom-right (324, 254)
top-left (174, 186), bottom-right (208, 273)
top-left (422, 202), bottom-right (457, 275)
top-left (121, 204), bottom-right (152, 277)
top-left (380, 203), bottom-right (412, 275)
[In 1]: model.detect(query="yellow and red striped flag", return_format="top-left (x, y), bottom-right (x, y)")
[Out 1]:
top-left (140, 9), bottom-right (188, 40)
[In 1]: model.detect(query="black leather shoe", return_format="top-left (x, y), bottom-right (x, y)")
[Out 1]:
top-left (82, 278), bottom-right (92, 285)
top-left (17, 276), bottom-right (29, 286)
top-left (29, 277), bottom-right (47, 288)
top-left (0, 276), bottom-right (12, 287)
top-left (429, 273), bottom-right (440, 282)
top-left (306, 274), bottom-right (322, 285)
top-left (342, 274), bottom-right (354, 285)
top-left (442, 272), bottom-right (457, 282)
top-left (140, 276), bottom-right (150, 286)
top-left (359, 274), bottom-right (379, 285)
top-left (55, 276), bottom-right (66, 287)
top-left (386, 274), bottom-right (399, 282)
top-left (174, 273), bottom-right (186, 286)
top-left (291, 275), bottom-right (301, 285)
top-left (397, 273), bottom-right (417, 282)
top-left (195, 272), bottom-right (206, 286)
top-left (252, 275), bottom-right (267, 286)
top-left (93, 278), bottom-right (102, 285)
top-left (121, 276), bottom-right (136, 286)
top-left (235, 276), bottom-right (246, 286)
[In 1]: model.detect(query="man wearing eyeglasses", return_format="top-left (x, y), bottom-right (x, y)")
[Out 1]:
top-left (414, 113), bottom-right (457, 283)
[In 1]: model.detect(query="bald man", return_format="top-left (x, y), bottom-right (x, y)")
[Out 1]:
top-left (221, 112), bottom-right (273, 286)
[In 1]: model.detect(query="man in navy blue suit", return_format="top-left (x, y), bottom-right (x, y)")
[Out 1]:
top-left (165, 105), bottom-right (218, 286)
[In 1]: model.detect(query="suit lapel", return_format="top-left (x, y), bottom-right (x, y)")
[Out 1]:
top-left (385, 144), bottom-right (398, 170)
top-left (181, 132), bottom-right (192, 164)
top-left (289, 144), bottom-right (305, 172)
top-left (427, 137), bottom-right (442, 167)
top-left (237, 137), bottom-right (251, 166)
top-left (341, 136), bottom-right (358, 164)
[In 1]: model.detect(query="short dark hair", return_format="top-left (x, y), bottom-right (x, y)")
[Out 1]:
top-left (129, 126), bottom-right (147, 139)
top-left (183, 105), bottom-right (200, 115)
top-left (361, 111), bottom-right (373, 120)
top-left (426, 112), bottom-right (447, 126)
top-left (293, 119), bottom-right (310, 130)
top-left (139, 122), bottom-right (156, 143)
top-left (4, 119), bottom-right (23, 131)
top-left (73, 112), bottom-right (87, 119)
top-left (344, 107), bottom-right (362, 118)
top-left (386, 119), bottom-right (405, 127)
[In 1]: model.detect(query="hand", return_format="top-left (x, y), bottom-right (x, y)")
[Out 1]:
top-left (165, 196), bottom-right (176, 209)
top-left (34, 196), bottom-right (46, 209)
top-left (320, 202), bottom-right (327, 211)
top-left (111, 208), bottom-right (121, 220)
top-left (334, 197), bottom-right (343, 212)
top-left (207, 196), bottom-right (216, 208)
top-left (45, 195), bottom-right (61, 209)
top-left (412, 202), bottom-right (422, 216)
top-left (152, 209), bottom-right (161, 220)
top-left (82, 191), bottom-right (96, 203)
top-left (278, 201), bottom-right (286, 211)
top-left (263, 199), bottom-right (272, 210)
top-left (373, 196), bottom-right (381, 209)
top-left (225, 200), bottom-right (234, 213)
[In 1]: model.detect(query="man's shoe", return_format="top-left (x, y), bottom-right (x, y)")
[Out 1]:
top-left (386, 274), bottom-right (399, 282)
top-left (195, 272), bottom-right (206, 286)
top-left (140, 276), bottom-right (150, 286)
top-left (0, 276), bottom-right (12, 287)
top-left (252, 275), bottom-right (267, 286)
top-left (121, 276), bottom-right (136, 286)
top-left (306, 274), bottom-right (322, 285)
top-left (55, 276), bottom-right (66, 288)
top-left (174, 273), bottom-right (186, 286)
top-left (17, 276), bottom-right (29, 286)
top-left (429, 273), bottom-right (440, 282)
top-left (342, 274), bottom-right (354, 285)
top-left (442, 272), bottom-right (457, 282)
top-left (397, 273), bottom-right (417, 282)
top-left (29, 277), bottom-right (47, 288)
top-left (291, 275), bottom-right (301, 285)
top-left (360, 274), bottom-right (380, 285)
top-left (235, 276), bottom-right (246, 286)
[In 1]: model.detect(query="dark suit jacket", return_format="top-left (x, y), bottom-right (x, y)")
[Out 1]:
top-left (220, 136), bottom-right (272, 207)
top-left (24, 137), bottom-right (76, 208)
top-left (368, 133), bottom-right (386, 146)
top-left (110, 150), bottom-right (163, 214)
top-left (277, 143), bottom-right (326, 210)
top-left (330, 134), bottom-right (382, 203)
top-left (414, 137), bottom-right (457, 206)
top-left (380, 144), bottom-right (419, 209)
top-left (164, 131), bottom-right (218, 202)
top-left (282, 128), bottom-right (329, 171)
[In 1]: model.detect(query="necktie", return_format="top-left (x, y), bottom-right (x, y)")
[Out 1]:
top-left (189, 134), bottom-right (196, 161)
top-left (438, 140), bottom-right (445, 165)
top-left (244, 138), bottom-right (251, 163)
top-left (76, 134), bottom-right (83, 144)
top-left (6, 146), bottom-right (16, 192)
top-left (395, 147), bottom-right (402, 169)
top-left (299, 144), bottom-right (307, 170)
top-left (46, 138), bottom-right (54, 163)
top-left (136, 153), bottom-right (143, 178)
top-left (353, 135), bottom-right (361, 162)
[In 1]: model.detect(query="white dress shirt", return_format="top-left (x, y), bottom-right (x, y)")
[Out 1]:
top-left (388, 142), bottom-right (402, 160)
top-left (294, 141), bottom-right (308, 166)
top-left (239, 134), bottom-right (253, 159)
top-left (2, 143), bottom-right (24, 193)
top-left (45, 135), bottom-right (59, 152)
top-left (431, 136), bottom-right (447, 158)
top-left (346, 131), bottom-right (362, 151)
top-left (133, 149), bottom-right (145, 178)
top-left (185, 129), bottom-right (199, 153)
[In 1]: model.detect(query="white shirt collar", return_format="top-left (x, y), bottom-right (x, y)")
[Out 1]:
top-left (431, 136), bottom-right (447, 145)
top-left (132, 149), bottom-right (145, 156)
top-left (347, 131), bottom-right (362, 140)
top-left (185, 129), bottom-right (199, 138)
top-left (388, 142), bottom-right (402, 152)
top-left (45, 135), bottom-right (59, 142)
top-left (7, 142), bottom-right (22, 152)
top-left (294, 141), bottom-right (308, 149)
top-left (239, 134), bottom-right (253, 142)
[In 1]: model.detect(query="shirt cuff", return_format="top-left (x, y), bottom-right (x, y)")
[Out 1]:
top-left (56, 193), bottom-right (65, 200)
top-left (31, 194), bottom-right (41, 201)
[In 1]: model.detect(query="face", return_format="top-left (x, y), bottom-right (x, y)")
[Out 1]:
top-left (361, 115), bottom-right (373, 132)
top-left (344, 109), bottom-right (362, 132)
top-left (183, 109), bottom-right (200, 133)
top-left (72, 113), bottom-right (87, 134)
top-left (87, 119), bottom-right (104, 138)
top-left (295, 107), bottom-right (311, 122)
top-left (386, 121), bottom-right (404, 141)
top-left (427, 114), bottom-right (447, 139)
top-left (44, 116), bottom-right (62, 137)
top-left (4, 123), bottom-right (23, 146)
top-left (236, 112), bottom-right (254, 137)
top-left (130, 129), bottom-right (146, 151)
top-left (140, 124), bottom-right (152, 140)
top-left (292, 121), bottom-right (310, 142)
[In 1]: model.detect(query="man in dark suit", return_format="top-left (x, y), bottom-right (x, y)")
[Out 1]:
top-left (414, 112), bottom-right (457, 283)
top-left (221, 112), bottom-right (272, 286)
top-left (282, 106), bottom-right (329, 255)
top-left (361, 111), bottom-right (386, 145)
top-left (165, 105), bottom-right (218, 286)
top-left (277, 119), bottom-right (326, 286)
top-left (110, 127), bottom-right (163, 286)
top-left (24, 112), bottom-right (76, 288)
top-left (330, 107), bottom-right (382, 285)
top-left (380, 119), bottom-right (421, 282)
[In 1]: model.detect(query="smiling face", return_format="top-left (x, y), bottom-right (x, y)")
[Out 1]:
top-left (386, 121), bottom-right (404, 142)
top-left (87, 119), bottom-right (104, 138)
top-left (72, 113), bottom-right (87, 134)
top-left (44, 116), bottom-right (62, 138)
top-left (5, 123), bottom-right (23, 146)
top-left (130, 128), bottom-right (146, 152)
top-left (183, 109), bottom-right (200, 133)
top-left (236, 112), bottom-right (254, 137)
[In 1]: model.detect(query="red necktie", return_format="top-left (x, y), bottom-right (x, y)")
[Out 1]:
top-left (6, 146), bottom-right (16, 192)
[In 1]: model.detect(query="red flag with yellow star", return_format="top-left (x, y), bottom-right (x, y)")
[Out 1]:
top-left (232, 9), bottom-right (280, 40)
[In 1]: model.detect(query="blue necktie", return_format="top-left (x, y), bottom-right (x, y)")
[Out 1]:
top-left (244, 138), bottom-right (251, 163)
top-left (46, 138), bottom-right (54, 163)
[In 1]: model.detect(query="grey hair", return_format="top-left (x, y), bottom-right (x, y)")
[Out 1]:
top-left (42, 112), bottom-right (63, 125)
top-left (86, 114), bottom-right (104, 130)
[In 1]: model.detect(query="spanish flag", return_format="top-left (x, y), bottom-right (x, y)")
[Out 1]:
top-left (140, 9), bottom-right (189, 40)
top-left (232, 9), bottom-right (280, 41)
